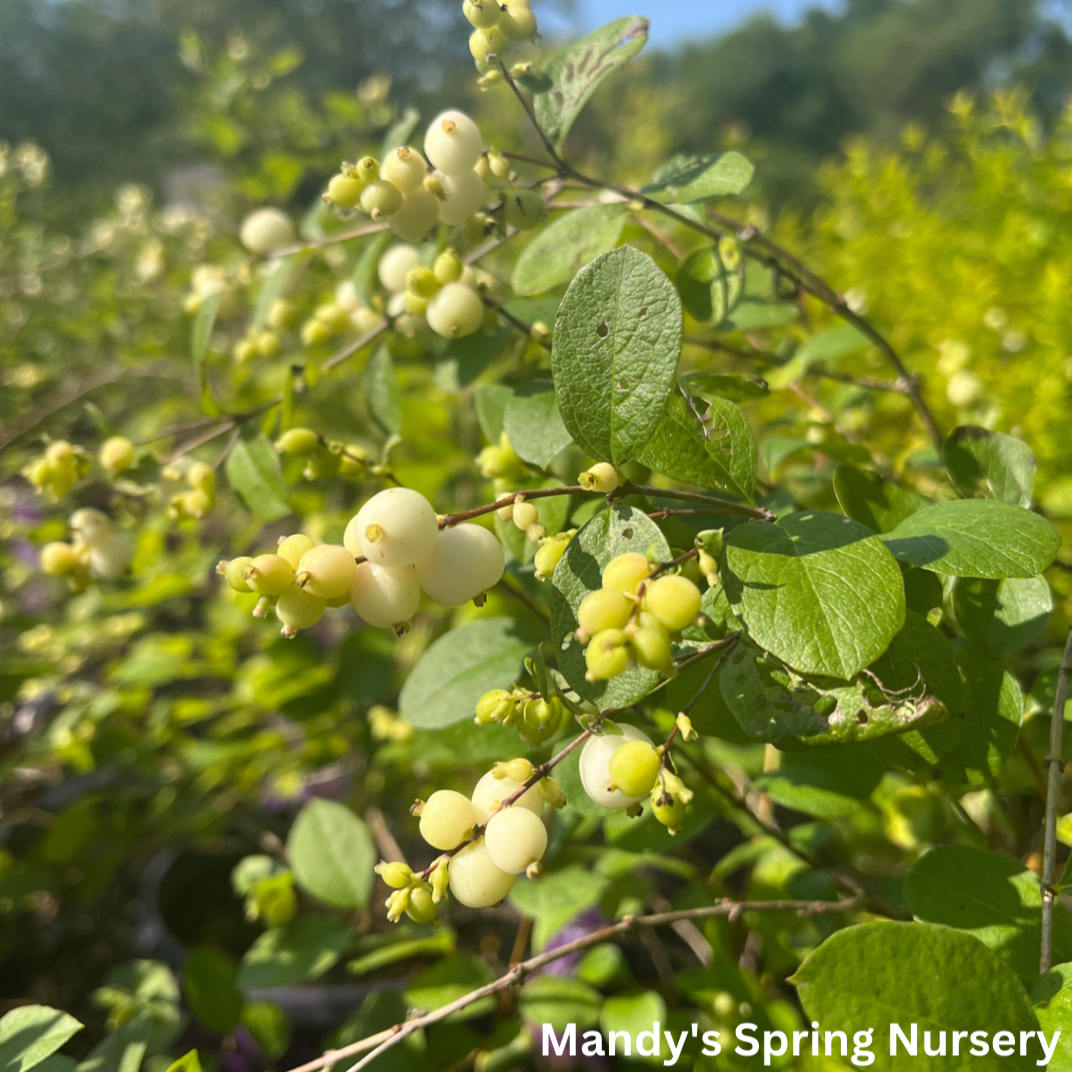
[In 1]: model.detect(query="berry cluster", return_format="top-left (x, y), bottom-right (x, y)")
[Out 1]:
top-left (164, 460), bottom-right (217, 521)
top-left (475, 687), bottom-right (567, 745)
top-left (578, 719), bottom-right (696, 834)
top-left (217, 488), bottom-right (505, 635)
top-left (275, 427), bottom-right (382, 483)
top-left (464, 0), bottom-right (538, 69)
top-left (377, 242), bottom-right (490, 340)
top-left (576, 553), bottom-right (703, 681)
top-left (23, 441), bottom-right (94, 501)
top-left (40, 508), bottom-right (134, 586)
top-left (494, 495), bottom-right (545, 543)
top-left (377, 759), bottom-right (563, 922)
top-left (323, 111), bottom-right (488, 245)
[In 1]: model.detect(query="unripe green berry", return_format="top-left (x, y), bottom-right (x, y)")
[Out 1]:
top-left (40, 541), bottom-right (80, 576)
top-left (476, 688), bottom-right (514, 724)
top-left (578, 462), bottom-right (621, 493)
top-left (501, 757), bottom-right (535, 783)
top-left (503, 189), bottom-right (543, 230)
top-left (463, 0), bottom-right (499, 29)
top-left (406, 266), bottom-right (440, 299)
top-left (433, 249), bottom-right (465, 285)
top-left (275, 427), bottom-right (321, 457)
top-left (303, 448), bottom-right (342, 480)
top-left (642, 574), bottom-right (703, 633)
top-left (419, 790), bottom-right (478, 850)
top-left (607, 741), bottom-right (661, 798)
top-left (375, 861), bottom-right (413, 889)
top-left (275, 585), bottom-right (327, 637)
top-left (405, 884), bottom-right (438, 924)
top-left (602, 552), bottom-right (652, 593)
top-left (254, 329), bottom-right (280, 357)
top-left (243, 553), bottom-right (295, 596)
top-left (296, 543), bottom-right (357, 600)
top-left (217, 556), bottom-right (254, 593)
top-left (470, 26), bottom-right (509, 65)
top-left (486, 150), bottom-right (511, 180)
top-left (512, 501), bottom-right (538, 530)
top-left (533, 538), bottom-right (567, 581)
top-left (403, 291), bottom-right (430, 315)
top-left (355, 156), bottom-right (380, 183)
top-left (499, 3), bottom-right (537, 40)
top-left (327, 173), bottom-right (364, 209)
top-left (651, 776), bottom-right (688, 831)
top-left (382, 146), bottom-right (427, 195)
top-left (577, 588), bottom-right (634, 638)
top-left (584, 628), bottom-right (630, 682)
top-left (301, 318), bottom-right (333, 346)
top-left (267, 298), bottom-right (299, 332)
top-left (630, 613), bottom-right (674, 672)
top-left (187, 461), bottom-right (215, 495)
top-left (360, 179), bottom-right (403, 219)
top-left (99, 436), bottom-right (135, 477)
top-left (277, 533), bottom-right (317, 569)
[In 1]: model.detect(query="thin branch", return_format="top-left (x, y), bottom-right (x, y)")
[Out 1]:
top-left (320, 320), bottom-right (390, 373)
top-left (1041, 628), bottom-right (1072, 972)
top-left (261, 221), bottom-right (389, 261)
top-left (282, 895), bottom-right (864, 1072)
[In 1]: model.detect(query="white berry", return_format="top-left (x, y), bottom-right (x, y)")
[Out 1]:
top-left (350, 563), bottom-right (420, 628)
top-left (416, 524), bottom-right (505, 607)
top-left (579, 724), bottom-right (655, 809)
top-left (296, 543), bottom-right (356, 600)
top-left (424, 111), bottom-right (484, 175)
top-left (382, 147), bottom-right (427, 195)
top-left (69, 508), bottom-right (113, 549)
top-left (87, 531), bottom-right (133, 579)
top-left (419, 790), bottom-right (478, 850)
top-left (239, 208), bottom-right (295, 254)
top-left (484, 807), bottom-right (547, 874)
top-left (470, 769), bottom-right (543, 824)
top-left (448, 837), bottom-right (516, 907)
top-left (426, 282), bottom-right (484, 339)
top-left (435, 169), bottom-right (485, 226)
top-left (388, 188), bottom-right (440, 243)
top-left (345, 487), bottom-right (438, 567)
top-left (378, 244), bottom-right (422, 293)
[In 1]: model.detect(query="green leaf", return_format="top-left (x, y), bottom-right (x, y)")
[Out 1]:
top-left (720, 640), bottom-right (946, 748)
top-left (723, 511), bottom-right (905, 679)
top-left (399, 619), bottom-right (541, 728)
top-left (404, 956), bottom-right (492, 1012)
top-left (225, 431), bottom-right (291, 522)
top-left (236, 915), bottom-right (352, 991)
top-left (682, 371), bottom-right (769, 401)
top-left (952, 575), bottom-right (1052, 655)
top-left (642, 152), bottom-right (754, 204)
top-left (905, 846), bottom-right (1072, 983)
top-left (240, 1003), bottom-right (290, 1061)
top-left (475, 384), bottom-right (512, 443)
top-left (883, 499), bottom-right (1061, 578)
top-left (675, 245), bottom-right (745, 324)
top-left (0, 1007), bottom-right (83, 1072)
top-left (287, 799), bottom-right (375, 909)
top-left (796, 323), bottom-right (871, 364)
top-left (832, 464), bottom-right (925, 534)
top-left (636, 393), bottom-right (756, 502)
top-left (937, 645), bottom-right (1023, 786)
top-left (365, 345), bottom-right (402, 436)
top-left (552, 246), bottom-right (682, 465)
top-left (380, 107), bottom-right (420, 158)
top-left (754, 747), bottom-right (884, 819)
top-left (251, 254), bottom-right (303, 332)
top-left (722, 299), bottom-right (799, 332)
top-left (163, 1053), bottom-right (201, 1072)
top-left (511, 204), bottom-right (627, 297)
top-left (1033, 965), bottom-right (1072, 1071)
top-left (347, 931), bottom-right (456, 977)
top-left (600, 991), bottom-right (667, 1040)
top-left (190, 290), bottom-right (222, 399)
top-left (550, 506), bottom-right (670, 709)
top-left (502, 383), bottom-right (573, 469)
top-left (519, 976), bottom-right (602, 1033)
top-left (944, 425), bottom-right (1036, 508)
top-left (862, 611), bottom-right (965, 772)
top-left (530, 17), bottom-right (649, 151)
top-left (794, 923), bottom-right (1043, 1071)
top-left (182, 947), bottom-right (242, 1036)
top-left (509, 867), bottom-right (610, 950)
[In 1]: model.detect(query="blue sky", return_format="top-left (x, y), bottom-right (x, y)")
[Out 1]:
top-left (542, 0), bottom-right (843, 48)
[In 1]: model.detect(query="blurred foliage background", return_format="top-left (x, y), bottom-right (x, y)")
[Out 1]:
top-left (5, 0), bottom-right (1072, 1068)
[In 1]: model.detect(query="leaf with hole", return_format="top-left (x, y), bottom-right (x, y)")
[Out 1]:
top-left (552, 246), bottom-right (682, 465)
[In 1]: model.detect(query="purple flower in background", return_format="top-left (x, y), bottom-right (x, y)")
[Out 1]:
top-left (538, 908), bottom-right (609, 978)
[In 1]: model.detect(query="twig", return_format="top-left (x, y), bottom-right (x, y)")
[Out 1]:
top-left (262, 221), bottom-right (389, 260)
top-left (366, 807), bottom-right (408, 868)
top-left (1041, 628), bottom-right (1072, 972)
top-left (282, 895), bottom-right (864, 1072)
